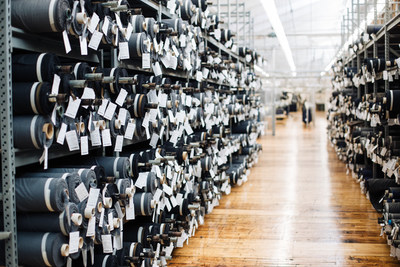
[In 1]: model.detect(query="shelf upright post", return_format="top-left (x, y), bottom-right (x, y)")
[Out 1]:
top-left (227, 0), bottom-right (230, 31)
top-left (372, 0), bottom-right (378, 179)
top-left (236, 0), bottom-right (239, 45)
top-left (0, 0), bottom-right (18, 265)
top-left (384, 0), bottom-right (389, 142)
top-left (242, 3), bottom-right (245, 48)
top-left (357, 0), bottom-right (361, 99)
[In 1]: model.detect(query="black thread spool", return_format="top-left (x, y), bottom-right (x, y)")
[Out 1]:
top-left (146, 223), bottom-right (163, 248)
top-left (135, 172), bottom-right (158, 195)
top-left (192, 0), bottom-right (208, 12)
top-left (5, 232), bottom-right (70, 267)
top-left (116, 178), bottom-right (133, 203)
top-left (128, 93), bottom-right (158, 118)
top-left (69, 0), bottom-right (87, 37)
top-left (20, 171), bottom-right (82, 204)
top-left (388, 187), bottom-right (400, 199)
top-left (116, 242), bottom-right (144, 266)
top-left (127, 32), bottom-right (147, 58)
top-left (123, 223), bottom-right (149, 245)
top-left (101, 67), bottom-right (127, 95)
top-left (238, 47), bottom-right (251, 57)
top-left (13, 115), bottom-right (54, 149)
top-left (72, 62), bottom-right (103, 88)
top-left (133, 192), bottom-right (154, 216)
top-left (207, 14), bottom-right (220, 31)
top-left (11, 0), bottom-right (71, 33)
top-left (131, 14), bottom-right (147, 33)
top-left (366, 24), bottom-right (383, 35)
top-left (366, 178), bottom-right (399, 212)
top-left (15, 177), bottom-right (69, 212)
top-left (163, 18), bottom-right (184, 35)
top-left (13, 82), bottom-right (56, 115)
top-left (385, 90), bottom-right (400, 115)
top-left (134, 117), bottom-right (146, 138)
top-left (87, 157), bottom-right (131, 179)
top-left (13, 53), bottom-right (60, 83)
top-left (17, 202), bottom-right (81, 235)
top-left (232, 121), bottom-right (255, 134)
top-left (144, 17), bottom-right (158, 39)
top-left (385, 202), bottom-right (400, 214)
top-left (107, 115), bottom-right (123, 139)
top-left (180, 0), bottom-right (195, 20)
top-left (220, 29), bottom-right (233, 43)
top-left (93, 254), bottom-right (118, 267)
top-left (99, 16), bottom-right (115, 45)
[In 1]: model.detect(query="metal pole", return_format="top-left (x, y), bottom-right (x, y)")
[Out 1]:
top-left (0, 0), bottom-right (18, 265)
top-left (272, 48), bottom-right (276, 136)
top-left (227, 0), bottom-right (230, 31)
top-left (217, 0), bottom-right (220, 20)
top-left (243, 3), bottom-right (246, 47)
top-left (236, 0), bottom-right (239, 44)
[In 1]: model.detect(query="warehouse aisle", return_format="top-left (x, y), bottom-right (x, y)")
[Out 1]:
top-left (169, 112), bottom-right (399, 266)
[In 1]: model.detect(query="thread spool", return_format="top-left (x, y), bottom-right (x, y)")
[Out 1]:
top-left (11, 0), bottom-right (71, 32)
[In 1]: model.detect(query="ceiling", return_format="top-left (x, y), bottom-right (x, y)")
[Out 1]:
top-left (212, 0), bottom-right (350, 90)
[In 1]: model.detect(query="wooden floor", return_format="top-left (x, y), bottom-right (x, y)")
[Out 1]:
top-left (168, 112), bottom-right (399, 266)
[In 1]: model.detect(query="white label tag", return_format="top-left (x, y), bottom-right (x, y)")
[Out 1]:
top-left (142, 53), bottom-right (151, 69)
top-left (65, 97), bottom-right (81, 119)
top-left (102, 235), bottom-right (113, 253)
top-left (152, 62), bottom-right (162, 76)
top-left (80, 136), bottom-right (89, 155)
top-left (124, 122), bottom-right (135, 140)
top-left (98, 99), bottom-right (108, 116)
top-left (118, 42), bottom-right (130, 60)
top-left (88, 30), bottom-right (103, 51)
top-left (102, 129), bottom-right (112, 147)
top-left (87, 188), bottom-right (100, 208)
top-left (126, 196), bottom-right (135, 220)
top-left (135, 172), bottom-right (148, 189)
top-left (90, 128), bottom-right (101, 146)
top-left (196, 71), bottom-right (202, 82)
top-left (51, 74), bottom-right (60, 95)
top-left (57, 123), bottom-right (67, 145)
top-left (108, 213), bottom-right (114, 231)
top-left (69, 231), bottom-right (80, 254)
top-left (163, 184), bottom-right (173, 196)
top-left (86, 216), bottom-right (96, 236)
top-left (115, 89), bottom-right (128, 107)
top-left (80, 36), bottom-right (88, 55)
top-left (66, 130), bottom-right (80, 151)
top-left (88, 13), bottom-right (100, 33)
top-left (102, 18), bottom-right (110, 36)
top-left (75, 182), bottom-right (89, 202)
top-left (62, 30), bottom-right (71, 54)
top-left (118, 108), bottom-right (127, 126)
top-left (104, 102), bottom-right (117, 120)
top-left (114, 135), bottom-right (124, 152)
top-left (149, 133), bottom-right (159, 148)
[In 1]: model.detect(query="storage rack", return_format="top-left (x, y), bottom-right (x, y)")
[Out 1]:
top-left (0, 0), bottom-right (263, 266)
top-left (328, 0), bottom-right (400, 261)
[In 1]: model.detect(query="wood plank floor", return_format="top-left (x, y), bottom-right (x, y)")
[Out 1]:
top-left (168, 112), bottom-right (399, 266)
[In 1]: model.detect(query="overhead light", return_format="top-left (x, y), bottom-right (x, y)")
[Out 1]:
top-left (260, 0), bottom-right (296, 73)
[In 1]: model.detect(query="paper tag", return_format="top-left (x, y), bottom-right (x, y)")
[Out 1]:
top-left (196, 71), bottom-right (202, 82)
top-left (98, 99), bottom-right (108, 116)
top-left (165, 197), bottom-right (172, 211)
top-left (170, 195), bottom-right (178, 207)
top-left (115, 89), bottom-right (128, 107)
top-left (75, 182), bottom-right (89, 202)
top-left (51, 74), bottom-right (61, 95)
top-left (135, 172), bottom-right (148, 189)
top-left (80, 36), bottom-right (88, 55)
top-left (62, 30), bottom-right (71, 54)
top-left (57, 123), bottom-right (68, 145)
top-left (102, 235), bottom-right (113, 253)
top-left (86, 216), bottom-right (96, 237)
top-left (80, 136), bottom-right (89, 155)
top-left (153, 188), bottom-right (163, 202)
top-left (163, 184), bottom-right (173, 196)
top-left (118, 108), bottom-right (127, 125)
top-left (108, 213), bottom-right (114, 231)
top-left (150, 133), bottom-right (159, 148)
top-left (126, 196), bottom-right (135, 220)
top-left (114, 135), bottom-right (124, 152)
top-left (383, 70), bottom-right (388, 80)
top-left (88, 13), bottom-right (100, 33)
top-left (99, 208), bottom-right (104, 227)
top-left (69, 231), bottom-right (80, 254)
top-left (66, 130), bottom-right (80, 151)
top-left (124, 122), bottom-right (135, 140)
top-left (88, 30), bottom-right (103, 51)
top-left (87, 188), bottom-right (100, 209)
top-left (104, 102), bottom-right (117, 120)
top-left (172, 45), bottom-right (179, 56)
top-left (152, 62), bottom-right (162, 76)
top-left (102, 18), bottom-right (110, 36)
top-left (90, 128), bottom-right (101, 146)
top-left (142, 53), bottom-right (151, 69)
top-left (119, 42), bottom-right (130, 60)
top-left (102, 129), bottom-right (112, 147)
top-left (65, 97), bottom-right (81, 119)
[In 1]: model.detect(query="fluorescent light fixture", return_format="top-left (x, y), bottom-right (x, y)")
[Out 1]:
top-left (260, 0), bottom-right (296, 73)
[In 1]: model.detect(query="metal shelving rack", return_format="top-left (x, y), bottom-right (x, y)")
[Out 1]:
top-left (0, 0), bottom-right (18, 265)
top-left (0, 0), bottom-right (260, 265)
